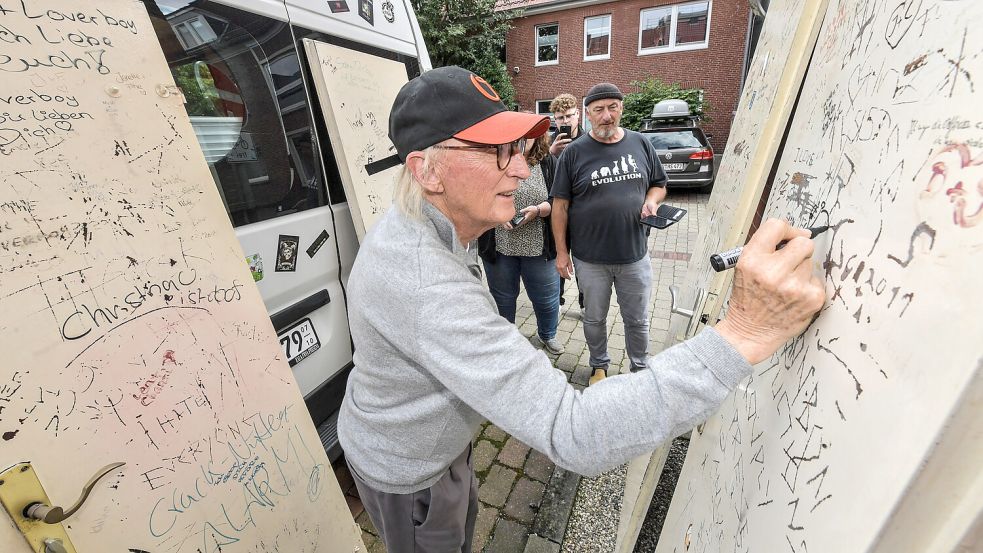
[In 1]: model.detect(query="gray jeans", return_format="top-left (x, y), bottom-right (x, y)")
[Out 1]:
top-left (573, 254), bottom-right (652, 371)
top-left (348, 445), bottom-right (478, 552)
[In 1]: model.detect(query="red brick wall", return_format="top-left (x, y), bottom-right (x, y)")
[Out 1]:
top-left (505, 0), bottom-right (750, 151)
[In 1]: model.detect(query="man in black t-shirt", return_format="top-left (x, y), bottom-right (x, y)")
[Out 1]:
top-left (551, 83), bottom-right (667, 385)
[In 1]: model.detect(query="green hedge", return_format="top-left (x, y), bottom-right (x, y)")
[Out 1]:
top-left (621, 78), bottom-right (712, 131)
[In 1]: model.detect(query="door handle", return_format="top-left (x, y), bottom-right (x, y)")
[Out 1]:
top-left (24, 462), bottom-right (125, 524)
top-left (669, 286), bottom-right (709, 337)
top-left (271, 289), bottom-right (331, 333)
top-left (669, 285), bottom-right (694, 318)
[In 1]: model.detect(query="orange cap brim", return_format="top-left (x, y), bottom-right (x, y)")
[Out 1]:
top-left (454, 111), bottom-right (550, 144)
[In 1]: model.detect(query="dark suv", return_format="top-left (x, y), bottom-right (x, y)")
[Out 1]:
top-left (640, 100), bottom-right (715, 192)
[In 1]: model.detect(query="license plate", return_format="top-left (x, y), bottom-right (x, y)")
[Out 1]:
top-left (279, 318), bottom-right (320, 367)
top-left (663, 162), bottom-right (687, 172)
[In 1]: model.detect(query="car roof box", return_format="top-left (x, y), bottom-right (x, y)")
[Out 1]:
top-left (642, 99), bottom-right (699, 129)
top-left (650, 99), bottom-right (691, 119)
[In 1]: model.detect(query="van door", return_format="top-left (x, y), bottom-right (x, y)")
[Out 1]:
top-left (287, 5), bottom-right (425, 246)
top-left (142, 0), bottom-right (354, 454)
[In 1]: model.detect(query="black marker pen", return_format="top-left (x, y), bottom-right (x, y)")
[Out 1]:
top-left (709, 225), bottom-right (830, 272)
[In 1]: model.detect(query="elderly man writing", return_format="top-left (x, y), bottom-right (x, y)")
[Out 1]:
top-left (338, 67), bottom-right (825, 552)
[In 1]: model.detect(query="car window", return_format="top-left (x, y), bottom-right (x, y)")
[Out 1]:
top-left (143, 0), bottom-right (330, 227)
top-left (646, 130), bottom-right (704, 150)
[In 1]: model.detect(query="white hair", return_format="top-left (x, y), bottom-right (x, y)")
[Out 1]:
top-left (392, 146), bottom-right (444, 220)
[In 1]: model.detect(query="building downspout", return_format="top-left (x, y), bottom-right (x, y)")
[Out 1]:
top-left (739, 10), bottom-right (754, 92)
top-left (740, 0), bottom-right (769, 91)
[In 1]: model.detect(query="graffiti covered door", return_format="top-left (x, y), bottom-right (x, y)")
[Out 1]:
top-left (657, 1), bottom-right (983, 552)
top-left (0, 2), bottom-right (361, 552)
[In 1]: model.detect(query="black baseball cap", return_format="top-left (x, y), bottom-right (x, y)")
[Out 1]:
top-left (389, 66), bottom-right (550, 161)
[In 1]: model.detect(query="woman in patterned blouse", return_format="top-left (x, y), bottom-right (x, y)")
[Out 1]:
top-left (478, 133), bottom-right (564, 355)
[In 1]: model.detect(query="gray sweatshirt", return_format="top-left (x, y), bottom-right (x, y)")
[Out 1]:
top-left (338, 202), bottom-right (751, 494)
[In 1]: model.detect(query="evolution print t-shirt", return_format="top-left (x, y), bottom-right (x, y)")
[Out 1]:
top-left (551, 130), bottom-right (667, 264)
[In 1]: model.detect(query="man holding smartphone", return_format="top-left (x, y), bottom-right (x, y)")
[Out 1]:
top-left (551, 83), bottom-right (668, 385)
top-left (549, 93), bottom-right (585, 308)
top-left (549, 93), bottom-right (583, 157)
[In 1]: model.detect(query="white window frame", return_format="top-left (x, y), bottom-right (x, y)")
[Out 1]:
top-left (583, 14), bottom-right (611, 61)
top-left (263, 49), bottom-right (306, 115)
top-left (171, 14), bottom-right (218, 50)
top-left (638, 0), bottom-right (712, 56)
top-left (535, 23), bottom-right (559, 66)
top-left (535, 100), bottom-right (555, 127)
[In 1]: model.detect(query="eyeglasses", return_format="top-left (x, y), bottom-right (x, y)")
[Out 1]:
top-left (433, 139), bottom-right (527, 170)
top-left (554, 110), bottom-right (578, 122)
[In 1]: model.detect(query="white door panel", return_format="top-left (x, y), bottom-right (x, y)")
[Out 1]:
top-left (142, 0), bottom-right (356, 401)
top-left (331, 203), bottom-right (360, 286)
top-left (236, 206), bottom-right (352, 396)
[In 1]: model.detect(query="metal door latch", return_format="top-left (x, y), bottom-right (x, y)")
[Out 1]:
top-left (669, 285), bottom-right (695, 318)
top-left (669, 286), bottom-right (708, 336)
top-left (1, 461), bottom-right (125, 553)
top-left (24, 462), bottom-right (125, 524)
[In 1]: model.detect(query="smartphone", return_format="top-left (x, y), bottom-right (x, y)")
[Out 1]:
top-left (640, 204), bottom-right (687, 229)
top-left (510, 213), bottom-right (526, 227)
top-left (558, 125), bottom-right (572, 138)
top-left (656, 204), bottom-right (687, 221)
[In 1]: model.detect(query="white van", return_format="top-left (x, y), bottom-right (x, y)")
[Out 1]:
top-left (141, 0), bottom-right (431, 460)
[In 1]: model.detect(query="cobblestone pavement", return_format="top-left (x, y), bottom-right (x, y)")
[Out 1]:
top-left (338, 190), bottom-right (710, 552)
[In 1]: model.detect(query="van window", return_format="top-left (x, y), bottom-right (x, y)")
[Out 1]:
top-left (144, 0), bottom-right (329, 227)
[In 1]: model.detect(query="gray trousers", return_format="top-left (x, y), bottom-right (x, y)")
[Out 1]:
top-left (348, 445), bottom-right (478, 552)
top-left (573, 255), bottom-right (652, 371)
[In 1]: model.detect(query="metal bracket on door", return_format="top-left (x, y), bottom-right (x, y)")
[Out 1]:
top-left (0, 461), bottom-right (124, 552)
top-left (669, 286), bottom-right (709, 337)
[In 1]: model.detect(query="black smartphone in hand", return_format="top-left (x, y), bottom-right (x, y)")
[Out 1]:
top-left (510, 213), bottom-right (526, 227)
top-left (640, 204), bottom-right (687, 229)
top-left (558, 125), bottom-right (572, 138)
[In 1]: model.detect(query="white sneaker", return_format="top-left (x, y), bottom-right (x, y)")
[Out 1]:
top-left (537, 336), bottom-right (565, 355)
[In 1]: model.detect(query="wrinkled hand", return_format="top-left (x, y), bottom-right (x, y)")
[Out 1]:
top-left (714, 219), bottom-right (827, 365)
top-left (550, 134), bottom-right (571, 157)
top-left (555, 251), bottom-right (574, 279)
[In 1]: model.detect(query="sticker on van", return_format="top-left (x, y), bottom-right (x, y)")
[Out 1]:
top-left (358, 0), bottom-right (374, 25)
top-left (328, 1), bottom-right (350, 13)
top-left (382, 1), bottom-right (395, 23)
top-left (307, 229), bottom-right (331, 258)
top-left (276, 235), bottom-right (300, 272)
top-left (246, 253), bottom-right (264, 281)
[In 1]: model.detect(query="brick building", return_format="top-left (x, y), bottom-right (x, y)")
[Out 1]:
top-left (497, 0), bottom-right (752, 151)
